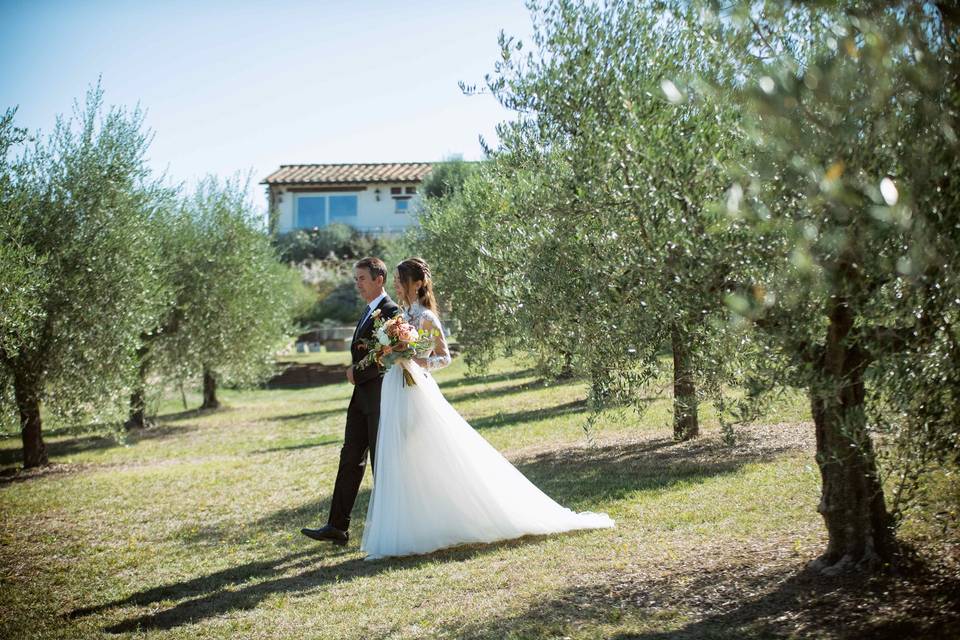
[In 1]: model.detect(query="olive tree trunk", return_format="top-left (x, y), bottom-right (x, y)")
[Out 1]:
top-left (13, 363), bottom-right (47, 468)
top-left (671, 323), bottom-right (699, 441)
top-left (125, 385), bottom-right (146, 431)
top-left (558, 350), bottom-right (575, 381)
top-left (810, 298), bottom-right (895, 574)
top-left (201, 367), bottom-right (219, 410)
top-left (125, 345), bottom-right (150, 430)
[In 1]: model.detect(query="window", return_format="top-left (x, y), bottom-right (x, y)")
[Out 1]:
top-left (390, 186), bottom-right (402, 195)
top-left (296, 194), bottom-right (359, 227)
top-left (329, 195), bottom-right (358, 220)
top-left (296, 196), bottom-right (326, 228)
top-left (395, 198), bottom-right (409, 214)
top-left (405, 186), bottom-right (416, 194)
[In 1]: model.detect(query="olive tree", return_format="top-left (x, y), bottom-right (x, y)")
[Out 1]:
top-left (420, 156), bottom-right (478, 201)
top-left (423, 0), bottom-right (763, 438)
top-left (0, 88), bottom-right (173, 467)
top-left (147, 176), bottom-right (297, 411)
top-left (728, 0), bottom-right (959, 572)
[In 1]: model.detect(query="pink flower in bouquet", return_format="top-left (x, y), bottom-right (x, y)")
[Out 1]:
top-left (384, 317), bottom-right (404, 338)
top-left (398, 326), bottom-right (419, 344)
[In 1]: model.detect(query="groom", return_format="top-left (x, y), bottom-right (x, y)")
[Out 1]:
top-left (301, 257), bottom-right (400, 546)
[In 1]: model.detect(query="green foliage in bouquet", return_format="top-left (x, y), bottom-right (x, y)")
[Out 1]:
top-left (355, 311), bottom-right (440, 386)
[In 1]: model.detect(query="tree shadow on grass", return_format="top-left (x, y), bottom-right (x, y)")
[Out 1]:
top-left (438, 368), bottom-right (537, 390)
top-left (67, 548), bottom-right (325, 620)
top-left (0, 424), bottom-right (193, 472)
top-left (443, 380), bottom-right (552, 404)
top-left (82, 533), bottom-right (551, 633)
top-left (510, 430), bottom-right (803, 510)
top-left (464, 395), bottom-right (659, 432)
top-left (0, 434), bottom-right (114, 468)
top-left (446, 549), bottom-right (960, 640)
top-left (267, 407), bottom-right (345, 424)
top-left (155, 406), bottom-right (235, 423)
top-left (468, 399), bottom-right (589, 430)
top-left (174, 487), bottom-right (371, 547)
top-left (248, 435), bottom-right (341, 455)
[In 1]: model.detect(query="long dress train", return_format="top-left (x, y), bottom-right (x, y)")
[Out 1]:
top-left (360, 303), bottom-right (614, 560)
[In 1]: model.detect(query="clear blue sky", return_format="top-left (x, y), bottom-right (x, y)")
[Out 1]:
top-left (0, 0), bottom-right (534, 211)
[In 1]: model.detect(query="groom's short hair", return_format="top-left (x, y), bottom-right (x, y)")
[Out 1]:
top-left (355, 257), bottom-right (387, 283)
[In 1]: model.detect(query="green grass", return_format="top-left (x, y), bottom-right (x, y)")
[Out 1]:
top-left (1, 357), bottom-right (956, 639)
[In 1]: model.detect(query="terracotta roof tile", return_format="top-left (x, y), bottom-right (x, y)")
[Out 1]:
top-left (261, 162), bottom-right (434, 185)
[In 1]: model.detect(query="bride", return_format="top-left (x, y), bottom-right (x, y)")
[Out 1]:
top-left (360, 257), bottom-right (614, 560)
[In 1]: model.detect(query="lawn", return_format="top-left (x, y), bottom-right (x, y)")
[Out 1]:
top-left (1, 357), bottom-right (957, 639)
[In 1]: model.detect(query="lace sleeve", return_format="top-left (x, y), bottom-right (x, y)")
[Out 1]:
top-left (419, 311), bottom-right (451, 371)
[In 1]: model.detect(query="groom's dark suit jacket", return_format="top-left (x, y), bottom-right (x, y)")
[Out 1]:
top-left (327, 293), bottom-right (399, 532)
top-left (350, 294), bottom-right (401, 408)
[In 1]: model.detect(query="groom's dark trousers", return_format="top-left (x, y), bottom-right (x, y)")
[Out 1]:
top-left (327, 294), bottom-right (399, 532)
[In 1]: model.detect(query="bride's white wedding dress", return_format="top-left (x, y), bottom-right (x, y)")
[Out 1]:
top-left (360, 302), bottom-right (614, 560)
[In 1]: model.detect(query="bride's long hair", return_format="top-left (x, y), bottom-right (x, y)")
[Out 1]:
top-left (396, 257), bottom-right (438, 313)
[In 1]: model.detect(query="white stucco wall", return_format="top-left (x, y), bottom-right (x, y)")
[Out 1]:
top-left (272, 184), bottom-right (423, 234)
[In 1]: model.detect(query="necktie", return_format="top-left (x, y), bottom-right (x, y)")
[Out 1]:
top-left (354, 306), bottom-right (372, 341)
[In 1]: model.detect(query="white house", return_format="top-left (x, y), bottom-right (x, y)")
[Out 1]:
top-left (262, 162), bottom-right (434, 234)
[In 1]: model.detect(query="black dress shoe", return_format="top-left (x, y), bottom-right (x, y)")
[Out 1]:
top-left (301, 524), bottom-right (349, 546)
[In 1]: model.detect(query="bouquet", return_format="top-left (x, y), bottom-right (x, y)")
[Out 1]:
top-left (355, 309), bottom-right (438, 386)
